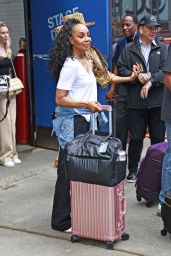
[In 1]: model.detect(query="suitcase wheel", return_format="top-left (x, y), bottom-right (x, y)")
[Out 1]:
top-left (71, 235), bottom-right (79, 243)
top-left (136, 194), bottom-right (142, 202)
top-left (106, 241), bottom-right (114, 250)
top-left (161, 228), bottom-right (167, 236)
top-left (121, 232), bottom-right (130, 241)
top-left (146, 201), bottom-right (154, 207)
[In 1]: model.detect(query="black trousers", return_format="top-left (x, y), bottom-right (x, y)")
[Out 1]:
top-left (128, 107), bottom-right (165, 174)
top-left (51, 115), bottom-right (89, 231)
top-left (115, 100), bottom-right (128, 151)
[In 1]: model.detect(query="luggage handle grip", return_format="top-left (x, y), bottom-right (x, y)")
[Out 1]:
top-left (101, 105), bottom-right (112, 112)
top-left (92, 105), bottom-right (112, 135)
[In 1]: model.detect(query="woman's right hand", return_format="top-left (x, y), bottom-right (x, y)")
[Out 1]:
top-left (86, 101), bottom-right (103, 112)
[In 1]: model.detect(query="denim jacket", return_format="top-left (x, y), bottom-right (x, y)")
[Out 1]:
top-left (52, 106), bottom-right (108, 149)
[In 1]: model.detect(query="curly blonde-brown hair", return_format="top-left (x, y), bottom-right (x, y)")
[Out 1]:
top-left (0, 21), bottom-right (12, 58)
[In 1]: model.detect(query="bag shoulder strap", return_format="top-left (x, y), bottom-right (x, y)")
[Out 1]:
top-left (0, 87), bottom-right (10, 122)
top-left (10, 58), bottom-right (17, 78)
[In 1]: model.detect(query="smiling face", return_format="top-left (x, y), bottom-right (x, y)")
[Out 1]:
top-left (69, 23), bottom-right (92, 56)
top-left (122, 16), bottom-right (137, 39)
top-left (0, 24), bottom-right (9, 46)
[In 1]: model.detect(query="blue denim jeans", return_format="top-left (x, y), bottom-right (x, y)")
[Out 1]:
top-left (159, 122), bottom-right (171, 203)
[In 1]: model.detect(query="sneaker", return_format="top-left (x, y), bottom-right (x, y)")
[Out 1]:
top-left (13, 158), bottom-right (21, 164)
top-left (126, 173), bottom-right (136, 183)
top-left (51, 224), bottom-right (71, 232)
top-left (157, 203), bottom-right (161, 217)
top-left (2, 160), bottom-right (15, 168)
top-left (64, 227), bottom-right (72, 233)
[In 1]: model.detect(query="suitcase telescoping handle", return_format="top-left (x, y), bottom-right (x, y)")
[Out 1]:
top-left (92, 105), bottom-right (112, 135)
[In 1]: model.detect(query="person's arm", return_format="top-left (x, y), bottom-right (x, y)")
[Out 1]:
top-left (56, 89), bottom-right (102, 113)
top-left (106, 64), bottom-right (141, 101)
top-left (148, 43), bottom-right (168, 87)
top-left (88, 46), bottom-right (140, 89)
top-left (109, 68), bottom-right (138, 83)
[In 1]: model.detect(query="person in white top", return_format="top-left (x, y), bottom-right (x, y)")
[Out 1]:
top-left (48, 14), bottom-right (140, 232)
top-left (57, 57), bottom-right (97, 103)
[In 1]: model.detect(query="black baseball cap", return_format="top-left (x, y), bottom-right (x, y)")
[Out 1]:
top-left (139, 15), bottom-right (161, 28)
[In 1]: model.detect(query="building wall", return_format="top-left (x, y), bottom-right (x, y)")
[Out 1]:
top-left (0, 0), bottom-right (25, 56)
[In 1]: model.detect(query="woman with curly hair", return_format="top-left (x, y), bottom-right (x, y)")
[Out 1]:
top-left (49, 16), bottom-right (139, 232)
top-left (0, 21), bottom-right (21, 167)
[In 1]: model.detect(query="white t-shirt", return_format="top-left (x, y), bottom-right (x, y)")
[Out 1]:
top-left (57, 57), bottom-right (97, 102)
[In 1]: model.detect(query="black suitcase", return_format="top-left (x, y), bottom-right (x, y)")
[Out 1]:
top-left (64, 105), bottom-right (127, 187)
top-left (161, 190), bottom-right (171, 236)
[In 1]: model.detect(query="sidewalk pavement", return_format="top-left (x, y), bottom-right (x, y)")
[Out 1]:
top-left (0, 139), bottom-right (171, 256)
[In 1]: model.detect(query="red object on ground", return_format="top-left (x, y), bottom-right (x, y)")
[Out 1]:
top-left (15, 50), bottom-right (30, 144)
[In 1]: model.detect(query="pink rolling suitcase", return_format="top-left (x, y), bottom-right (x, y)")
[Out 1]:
top-left (70, 181), bottom-right (129, 249)
top-left (69, 105), bottom-right (129, 250)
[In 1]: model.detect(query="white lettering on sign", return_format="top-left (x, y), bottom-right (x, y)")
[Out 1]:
top-left (47, 6), bottom-right (79, 41)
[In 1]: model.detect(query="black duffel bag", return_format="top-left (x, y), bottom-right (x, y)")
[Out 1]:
top-left (64, 130), bottom-right (127, 187)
